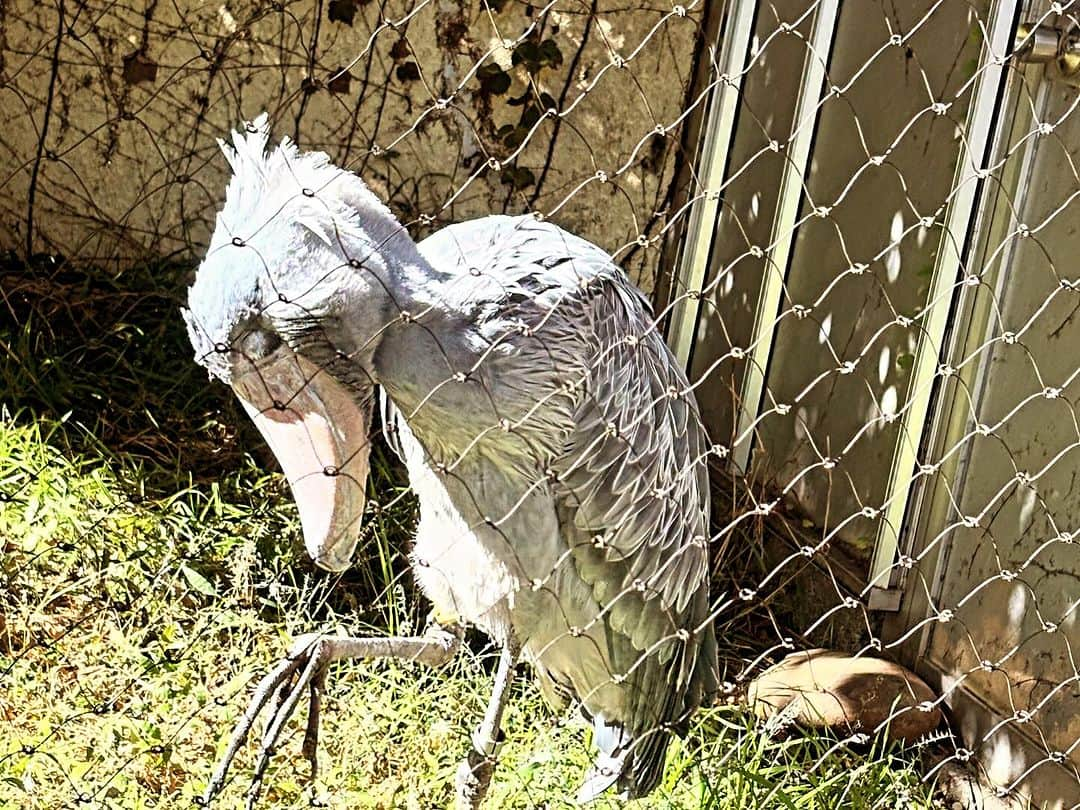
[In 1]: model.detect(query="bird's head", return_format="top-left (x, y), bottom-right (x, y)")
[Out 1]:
top-left (183, 113), bottom-right (411, 572)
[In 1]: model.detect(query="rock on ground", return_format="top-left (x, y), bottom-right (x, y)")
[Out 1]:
top-left (746, 648), bottom-right (942, 743)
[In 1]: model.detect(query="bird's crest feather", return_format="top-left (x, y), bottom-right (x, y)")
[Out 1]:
top-left (210, 112), bottom-right (401, 253)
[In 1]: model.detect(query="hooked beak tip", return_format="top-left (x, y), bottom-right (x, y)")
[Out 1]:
top-left (312, 552), bottom-right (352, 573)
top-left (232, 352), bottom-right (371, 578)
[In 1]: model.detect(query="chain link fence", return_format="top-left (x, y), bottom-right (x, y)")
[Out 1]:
top-left (2, 0), bottom-right (1078, 808)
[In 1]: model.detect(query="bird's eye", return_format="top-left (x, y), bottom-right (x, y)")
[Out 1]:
top-left (236, 328), bottom-right (283, 362)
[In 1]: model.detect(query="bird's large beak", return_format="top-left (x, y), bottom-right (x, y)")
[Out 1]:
top-left (233, 352), bottom-right (371, 572)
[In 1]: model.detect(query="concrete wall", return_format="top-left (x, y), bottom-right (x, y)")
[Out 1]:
top-left (0, 1), bottom-right (704, 292)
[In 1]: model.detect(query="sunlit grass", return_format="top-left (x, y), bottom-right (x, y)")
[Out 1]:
top-left (0, 260), bottom-right (943, 808)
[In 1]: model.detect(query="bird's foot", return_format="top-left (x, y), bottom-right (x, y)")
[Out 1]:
top-left (199, 626), bottom-right (462, 809)
top-left (453, 642), bottom-right (516, 809)
top-left (454, 737), bottom-right (502, 810)
top-left (198, 632), bottom-right (334, 810)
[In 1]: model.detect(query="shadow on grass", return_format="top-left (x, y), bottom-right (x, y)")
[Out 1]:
top-left (0, 255), bottom-right (250, 482)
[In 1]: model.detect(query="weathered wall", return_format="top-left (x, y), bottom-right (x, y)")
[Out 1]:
top-left (917, 63), bottom-right (1080, 799)
top-left (0, 1), bottom-right (705, 291)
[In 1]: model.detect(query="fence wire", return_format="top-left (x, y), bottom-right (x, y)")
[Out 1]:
top-left (2, 1), bottom-right (1079, 809)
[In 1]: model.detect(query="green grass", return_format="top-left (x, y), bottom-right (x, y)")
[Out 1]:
top-left (0, 260), bottom-right (944, 809)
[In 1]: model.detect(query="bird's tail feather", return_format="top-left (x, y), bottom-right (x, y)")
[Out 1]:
top-left (576, 715), bottom-right (670, 804)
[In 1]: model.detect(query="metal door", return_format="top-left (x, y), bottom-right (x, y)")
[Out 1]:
top-left (888, 6), bottom-right (1080, 803)
top-left (670, 0), bottom-right (1080, 803)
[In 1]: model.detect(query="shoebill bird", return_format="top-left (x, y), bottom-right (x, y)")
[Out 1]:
top-left (185, 114), bottom-right (718, 809)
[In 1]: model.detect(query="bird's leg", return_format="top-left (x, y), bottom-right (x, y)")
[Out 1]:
top-left (201, 621), bottom-right (462, 810)
top-left (455, 643), bottom-right (518, 810)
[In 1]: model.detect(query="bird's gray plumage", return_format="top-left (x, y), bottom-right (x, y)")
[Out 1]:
top-left (185, 118), bottom-right (717, 801)
top-left (384, 215), bottom-right (719, 798)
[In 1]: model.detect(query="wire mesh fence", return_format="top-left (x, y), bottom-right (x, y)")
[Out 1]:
top-left (1, 1), bottom-right (1078, 809)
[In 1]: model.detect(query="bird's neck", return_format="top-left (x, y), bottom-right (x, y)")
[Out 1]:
top-left (369, 248), bottom-right (485, 449)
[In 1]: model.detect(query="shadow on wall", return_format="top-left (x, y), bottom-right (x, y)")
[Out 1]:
top-left (1, 1), bottom-right (705, 293)
top-left (0, 256), bottom-right (250, 482)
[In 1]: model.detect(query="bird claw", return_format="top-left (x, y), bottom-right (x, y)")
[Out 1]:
top-left (199, 627), bottom-right (464, 808)
top-left (200, 633), bottom-right (333, 810)
top-left (454, 747), bottom-right (497, 810)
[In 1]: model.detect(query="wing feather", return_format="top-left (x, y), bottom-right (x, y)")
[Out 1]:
top-left (555, 282), bottom-right (710, 615)
top-left (416, 215), bottom-right (718, 791)
top-left (542, 249), bottom-right (717, 746)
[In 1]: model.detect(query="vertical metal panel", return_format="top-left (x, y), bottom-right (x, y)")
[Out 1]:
top-left (881, 40), bottom-right (1043, 634)
top-left (917, 55), bottom-right (1080, 783)
top-left (911, 69), bottom-right (1047, 637)
top-left (668, 0), bottom-right (759, 368)
top-left (887, 3), bottom-right (1080, 788)
top-left (732, 0), bottom-right (841, 472)
top-left (685, 1), bottom-right (815, 449)
top-left (870, 0), bottom-right (1021, 590)
top-left (726, 0), bottom-right (986, 581)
